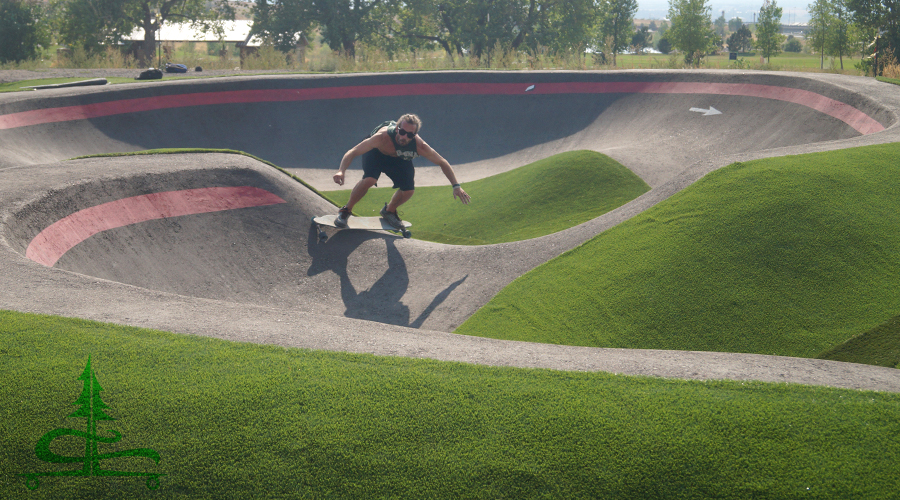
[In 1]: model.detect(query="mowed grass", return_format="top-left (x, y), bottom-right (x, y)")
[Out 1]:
top-left (820, 314), bottom-right (900, 368)
top-left (613, 51), bottom-right (862, 72)
top-left (457, 143), bottom-right (900, 361)
top-left (0, 77), bottom-right (143, 92)
top-left (322, 150), bottom-right (650, 244)
top-left (0, 78), bottom-right (100, 92)
top-left (0, 75), bottom-right (246, 93)
top-left (2, 310), bottom-right (899, 499)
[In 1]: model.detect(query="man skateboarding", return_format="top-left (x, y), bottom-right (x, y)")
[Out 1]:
top-left (332, 113), bottom-right (470, 228)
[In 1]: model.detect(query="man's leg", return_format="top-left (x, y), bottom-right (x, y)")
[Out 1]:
top-left (384, 158), bottom-right (415, 213)
top-left (386, 189), bottom-right (414, 213)
top-left (345, 177), bottom-right (379, 211)
top-left (336, 177), bottom-right (378, 227)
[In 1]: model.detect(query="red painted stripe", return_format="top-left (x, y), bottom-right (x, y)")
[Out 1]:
top-left (26, 186), bottom-right (286, 267)
top-left (0, 82), bottom-right (884, 134)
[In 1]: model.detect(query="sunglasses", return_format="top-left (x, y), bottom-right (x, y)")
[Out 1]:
top-left (396, 128), bottom-right (417, 139)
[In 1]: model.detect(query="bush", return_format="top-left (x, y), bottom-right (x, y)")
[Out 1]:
top-left (784, 36), bottom-right (802, 53)
top-left (657, 38), bottom-right (671, 54)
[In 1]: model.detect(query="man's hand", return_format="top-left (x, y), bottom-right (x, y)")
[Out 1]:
top-left (454, 186), bottom-right (471, 205)
top-left (333, 171), bottom-right (345, 186)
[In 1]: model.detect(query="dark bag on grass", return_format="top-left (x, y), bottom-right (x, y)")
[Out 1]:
top-left (135, 68), bottom-right (163, 80)
top-left (165, 63), bottom-right (188, 73)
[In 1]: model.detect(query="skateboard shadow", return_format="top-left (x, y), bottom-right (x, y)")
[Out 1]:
top-left (306, 225), bottom-right (411, 326)
top-left (305, 225), bottom-right (467, 329)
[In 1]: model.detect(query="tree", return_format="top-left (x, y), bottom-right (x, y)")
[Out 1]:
top-left (666, 0), bottom-right (716, 66)
top-left (373, 0), bottom-right (448, 58)
top-left (533, 0), bottom-right (599, 55)
top-left (808, 0), bottom-right (852, 68)
top-left (755, 0), bottom-right (785, 62)
top-left (631, 25), bottom-right (653, 53)
top-left (596, 0), bottom-right (638, 66)
top-left (807, 0), bottom-right (832, 68)
top-left (52, 0), bottom-right (130, 57)
top-left (847, 0), bottom-right (900, 74)
top-left (728, 16), bottom-right (743, 32)
top-left (373, 0), bottom-right (595, 62)
top-left (826, 0), bottom-right (851, 69)
top-left (0, 0), bottom-right (50, 63)
top-left (313, 0), bottom-right (386, 57)
top-left (53, 0), bottom-right (234, 66)
top-left (726, 24), bottom-right (752, 52)
top-left (254, 0), bottom-right (399, 59)
top-left (252, 0), bottom-right (314, 53)
top-left (460, 0), bottom-right (596, 57)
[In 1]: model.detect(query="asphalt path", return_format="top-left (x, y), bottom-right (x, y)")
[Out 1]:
top-left (1, 69), bottom-right (899, 392)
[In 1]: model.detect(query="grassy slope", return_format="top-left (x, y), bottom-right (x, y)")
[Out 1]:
top-left (0, 76), bottom-right (255, 93)
top-left (820, 314), bottom-right (900, 368)
top-left (0, 77), bottom-right (143, 92)
top-left (457, 143), bottom-right (900, 359)
top-left (322, 150), bottom-right (650, 245)
top-left (2, 310), bottom-right (898, 499)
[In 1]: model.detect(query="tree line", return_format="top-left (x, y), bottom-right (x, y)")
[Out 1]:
top-left (1, 0), bottom-right (898, 74)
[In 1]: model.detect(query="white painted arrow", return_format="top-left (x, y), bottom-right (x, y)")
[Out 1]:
top-left (689, 106), bottom-right (722, 116)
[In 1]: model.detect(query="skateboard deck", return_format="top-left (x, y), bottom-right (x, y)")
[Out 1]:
top-left (312, 215), bottom-right (411, 241)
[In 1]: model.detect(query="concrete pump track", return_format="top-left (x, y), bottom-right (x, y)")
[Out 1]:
top-left (2, 70), bottom-right (899, 393)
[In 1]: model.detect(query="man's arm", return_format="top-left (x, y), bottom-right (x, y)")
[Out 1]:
top-left (417, 140), bottom-right (471, 204)
top-left (333, 134), bottom-right (383, 186)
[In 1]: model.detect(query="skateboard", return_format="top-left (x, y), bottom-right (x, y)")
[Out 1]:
top-left (312, 214), bottom-right (412, 241)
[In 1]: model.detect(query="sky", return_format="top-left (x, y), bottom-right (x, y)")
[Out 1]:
top-left (635, 0), bottom-right (813, 23)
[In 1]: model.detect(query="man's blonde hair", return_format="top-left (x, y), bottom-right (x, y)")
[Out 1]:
top-left (397, 113), bottom-right (422, 131)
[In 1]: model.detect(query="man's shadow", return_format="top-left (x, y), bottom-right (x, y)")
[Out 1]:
top-left (306, 224), bottom-right (466, 328)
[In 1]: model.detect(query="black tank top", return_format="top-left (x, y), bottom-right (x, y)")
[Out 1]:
top-left (369, 120), bottom-right (418, 160)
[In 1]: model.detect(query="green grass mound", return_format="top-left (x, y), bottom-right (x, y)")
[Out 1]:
top-left (0, 75), bottom-right (225, 93)
top-left (457, 143), bottom-right (900, 361)
top-left (819, 314), bottom-right (900, 368)
top-left (0, 78), bottom-right (93, 92)
top-left (322, 150), bottom-right (650, 245)
top-left (2, 310), bottom-right (899, 499)
top-left (0, 77), bottom-right (142, 93)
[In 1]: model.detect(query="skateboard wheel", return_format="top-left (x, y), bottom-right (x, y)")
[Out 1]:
top-left (402, 230), bottom-right (411, 239)
top-left (318, 231), bottom-right (328, 242)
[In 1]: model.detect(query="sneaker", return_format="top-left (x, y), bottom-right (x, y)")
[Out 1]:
top-left (380, 203), bottom-right (403, 229)
top-left (334, 206), bottom-right (351, 228)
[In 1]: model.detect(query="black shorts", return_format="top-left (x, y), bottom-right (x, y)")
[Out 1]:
top-left (362, 149), bottom-right (415, 191)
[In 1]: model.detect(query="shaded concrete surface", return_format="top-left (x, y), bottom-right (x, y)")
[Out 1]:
top-left (1, 70), bottom-right (899, 392)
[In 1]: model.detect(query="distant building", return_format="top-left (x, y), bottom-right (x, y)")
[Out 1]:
top-left (125, 20), bottom-right (306, 67)
top-left (742, 22), bottom-right (809, 37)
